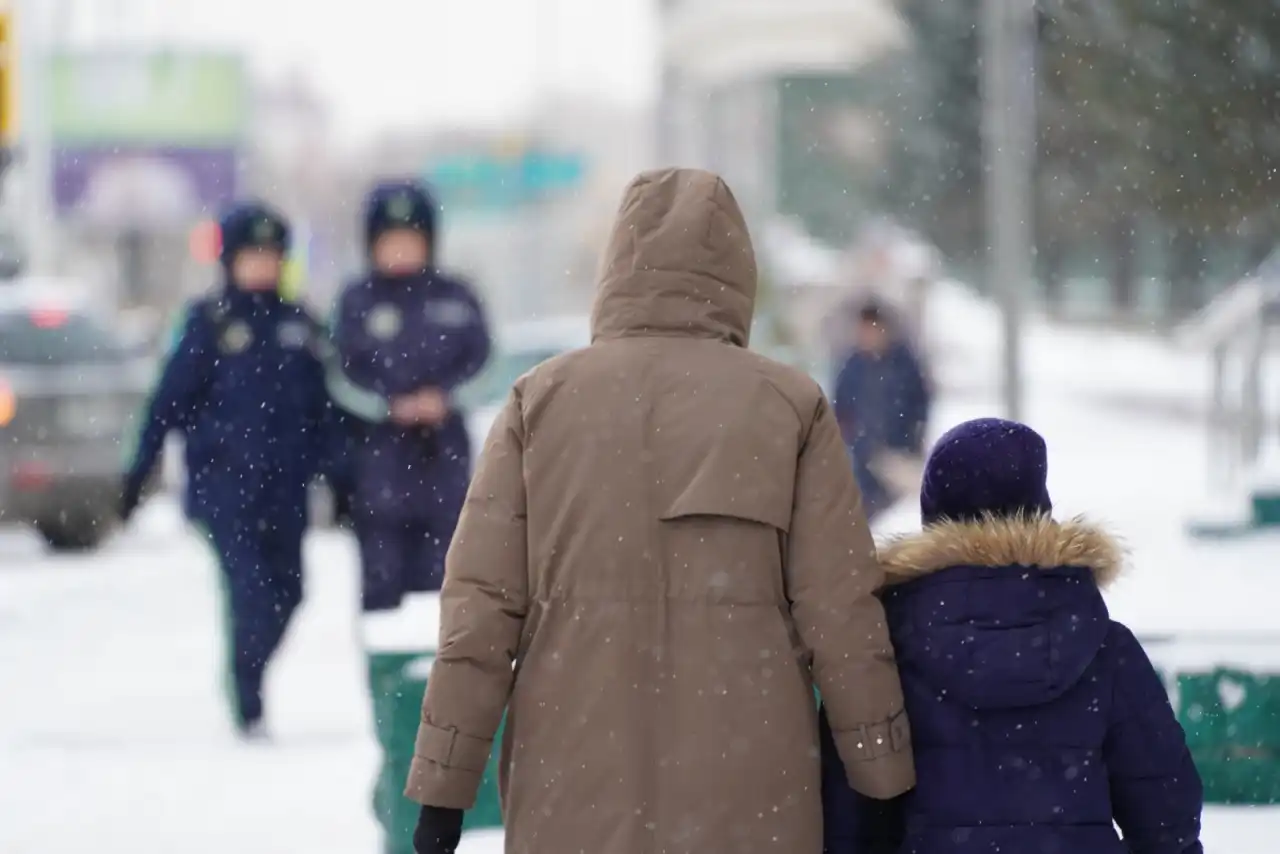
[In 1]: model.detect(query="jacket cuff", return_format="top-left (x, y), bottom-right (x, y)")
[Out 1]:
top-left (833, 709), bottom-right (916, 800)
top-left (402, 720), bottom-right (493, 809)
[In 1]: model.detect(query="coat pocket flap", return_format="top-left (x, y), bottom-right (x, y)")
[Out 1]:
top-left (661, 490), bottom-right (792, 533)
top-left (657, 421), bottom-right (798, 533)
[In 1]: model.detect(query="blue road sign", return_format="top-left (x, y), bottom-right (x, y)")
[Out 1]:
top-left (425, 148), bottom-right (587, 211)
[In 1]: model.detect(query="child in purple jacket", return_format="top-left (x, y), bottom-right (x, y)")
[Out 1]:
top-left (821, 417), bottom-right (1204, 854)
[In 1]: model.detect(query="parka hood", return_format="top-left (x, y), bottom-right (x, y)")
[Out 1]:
top-left (590, 168), bottom-right (757, 347)
top-left (877, 516), bottom-right (1127, 710)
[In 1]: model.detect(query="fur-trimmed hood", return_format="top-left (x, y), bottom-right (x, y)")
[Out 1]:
top-left (877, 515), bottom-right (1126, 589)
top-left (873, 515), bottom-right (1126, 710)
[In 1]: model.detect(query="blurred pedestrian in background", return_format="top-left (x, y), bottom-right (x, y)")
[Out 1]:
top-left (839, 220), bottom-right (937, 351)
top-left (119, 200), bottom-right (334, 739)
top-left (326, 179), bottom-right (491, 611)
top-left (832, 298), bottom-right (932, 521)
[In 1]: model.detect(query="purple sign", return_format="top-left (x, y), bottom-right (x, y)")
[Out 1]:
top-left (53, 146), bottom-right (241, 227)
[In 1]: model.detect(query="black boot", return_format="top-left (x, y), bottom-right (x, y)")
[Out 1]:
top-left (234, 712), bottom-right (270, 742)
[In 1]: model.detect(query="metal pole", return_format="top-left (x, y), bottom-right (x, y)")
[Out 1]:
top-left (17, 0), bottom-right (57, 273)
top-left (1209, 344), bottom-right (1230, 490)
top-left (536, 0), bottom-right (555, 103)
top-left (1241, 319), bottom-right (1265, 469)
top-left (982, 0), bottom-right (1034, 421)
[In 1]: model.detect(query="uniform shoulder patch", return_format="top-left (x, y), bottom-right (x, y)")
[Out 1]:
top-left (219, 319), bottom-right (254, 354)
top-left (424, 296), bottom-right (477, 328)
top-left (277, 319), bottom-right (312, 350)
top-left (366, 302), bottom-right (404, 340)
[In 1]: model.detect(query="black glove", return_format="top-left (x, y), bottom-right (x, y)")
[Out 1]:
top-left (119, 478), bottom-right (142, 524)
top-left (413, 806), bottom-right (464, 854)
top-left (859, 791), bottom-right (909, 854)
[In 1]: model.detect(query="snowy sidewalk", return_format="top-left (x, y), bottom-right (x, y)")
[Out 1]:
top-left (3, 334), bottom-right (1280, 850)
top-left (0, 513), bottom-right (509, 854)
top-left (928, 280), bottom-right (1280, 427)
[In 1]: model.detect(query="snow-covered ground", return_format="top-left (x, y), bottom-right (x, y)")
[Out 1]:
top-left (3, 298), bottom-right (1279, 852)
top-left (927, 278), bottom-right (1280, 438)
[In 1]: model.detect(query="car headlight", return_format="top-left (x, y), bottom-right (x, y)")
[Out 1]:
top-left (0, 379), bottom-right (14, 426)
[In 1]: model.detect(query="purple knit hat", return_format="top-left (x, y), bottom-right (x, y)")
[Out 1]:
top-left (920, 418), bottom-right (1052, 525)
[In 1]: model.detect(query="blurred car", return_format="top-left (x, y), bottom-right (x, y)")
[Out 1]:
top-left (0, 231), bottom-right (25, 280)
top-left (456, 314), bottom-right (591, 452)
top-left (0, 281), bottom-right (153, 550)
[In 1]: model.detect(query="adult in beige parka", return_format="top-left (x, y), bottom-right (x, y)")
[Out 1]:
top-left (405, 168), bottom-right (915, 854)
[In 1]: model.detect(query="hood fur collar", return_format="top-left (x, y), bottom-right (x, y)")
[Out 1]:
top-left (878, 515), bottom-right (1126, 590)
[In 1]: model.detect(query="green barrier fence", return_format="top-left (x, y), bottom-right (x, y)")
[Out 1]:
top-left (364, 623), bottom-right (1280, 844)
top-left (1175, 668), bottom-right (1280, 805)
top-left (365, 594), bottom-right (505, 854)
top-left (1149, 637), bottom-right (1280, 806)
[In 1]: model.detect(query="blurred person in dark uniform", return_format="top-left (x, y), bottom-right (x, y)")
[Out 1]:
top-left (327, 179), bottom-right (491, 612)
top-left (832, 299), bottom-right (932, 522)
top-left (120, 200), bottom-right (334, 739)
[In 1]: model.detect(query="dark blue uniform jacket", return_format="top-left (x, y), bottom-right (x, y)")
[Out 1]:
top-left (125, 289), bottom-right (332, 533)
top-left (328, 271), bottom-right (490, 520)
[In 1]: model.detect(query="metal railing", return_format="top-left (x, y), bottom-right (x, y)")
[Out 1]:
top-left (1175, 259), bottom-right (1280, 491)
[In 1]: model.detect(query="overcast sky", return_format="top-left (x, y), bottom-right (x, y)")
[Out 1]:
top-left (62, 0), bottom-right (659, 136)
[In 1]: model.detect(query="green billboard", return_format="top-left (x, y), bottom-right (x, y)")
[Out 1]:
top-left (48, 51), bottom-right (248, 145)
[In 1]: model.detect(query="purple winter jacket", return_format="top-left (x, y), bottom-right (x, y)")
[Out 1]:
top-left (821, 516), bottom-right (1204, 854)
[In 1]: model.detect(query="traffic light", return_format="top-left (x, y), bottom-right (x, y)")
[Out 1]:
top-left (0, 11), bottom-right (13, 143)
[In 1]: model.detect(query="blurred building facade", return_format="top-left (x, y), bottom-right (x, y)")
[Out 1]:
top-left (656, 0), bottom-right (905, 239)
top-left (42, 49), bottom-right (249, 328)
top-left (246, 70), bottom-right (346, 310)
top-left (6, 0), bottom-right (253, 332)
top-left (656, 0), bottom-right (909, 363)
